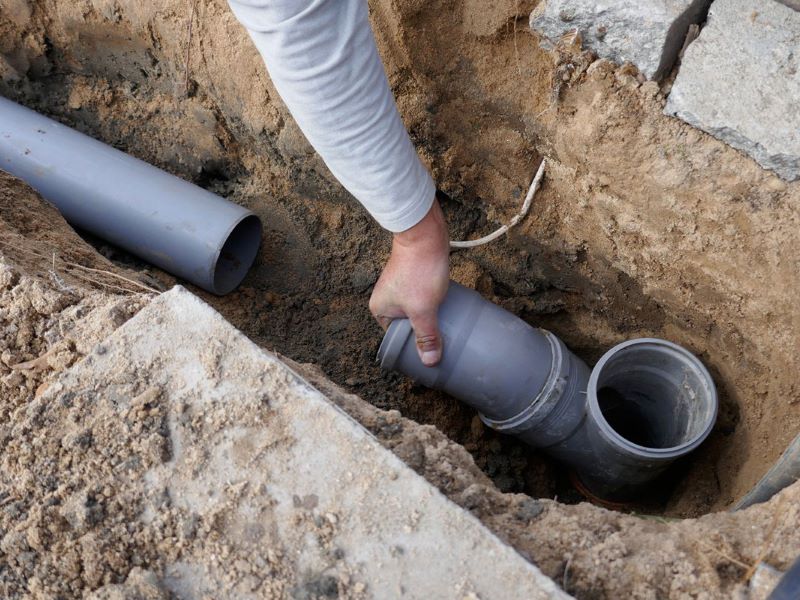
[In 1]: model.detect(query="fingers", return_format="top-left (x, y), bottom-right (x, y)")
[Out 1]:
top-left (408, 310), bottom-right (442, 367)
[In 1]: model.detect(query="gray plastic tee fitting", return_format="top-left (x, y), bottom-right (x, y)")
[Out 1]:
top-left (0, 96), bottom-right (261, 295)
top-left (378, 282), bottom-right (718, 498)
top-left (573, 338), bottom-right (718, 497)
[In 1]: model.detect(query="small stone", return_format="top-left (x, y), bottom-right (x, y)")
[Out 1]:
top-left (514, 498), bottom-right (544, 522)
top-left (558, 8), bottom-right (576, 21)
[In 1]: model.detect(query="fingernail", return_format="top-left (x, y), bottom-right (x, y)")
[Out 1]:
top-left (421, 350), bottom-right (441, 367)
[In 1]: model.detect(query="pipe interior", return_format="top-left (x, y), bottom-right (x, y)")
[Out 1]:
top-left (213, 214), bottom-right (262, 295)
top-left (593, 345), bottom-right (715, 450)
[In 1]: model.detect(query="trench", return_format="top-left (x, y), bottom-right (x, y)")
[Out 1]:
top-left (0, 81), bottom-right (732, 517)
top-left (2, 0), bottom-right (798, 524)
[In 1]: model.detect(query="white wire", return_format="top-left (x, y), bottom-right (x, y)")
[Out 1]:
top-left (449, 158), bottom-right (546, 249)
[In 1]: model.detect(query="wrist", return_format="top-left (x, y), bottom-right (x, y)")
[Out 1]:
top-left (392, 199), bottom-right (449, 253)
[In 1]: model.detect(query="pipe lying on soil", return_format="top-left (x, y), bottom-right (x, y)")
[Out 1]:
top-left (0, 96), bottom-right (261, 295)
top-left (379, 282), bottom-right (718, 498)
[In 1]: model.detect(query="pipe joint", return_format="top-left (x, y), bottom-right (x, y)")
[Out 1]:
top-left (379, 281), bottom-right (718, 498)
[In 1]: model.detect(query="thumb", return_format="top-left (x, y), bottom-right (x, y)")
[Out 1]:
top-left (409, 311), bottom-right (443, 367)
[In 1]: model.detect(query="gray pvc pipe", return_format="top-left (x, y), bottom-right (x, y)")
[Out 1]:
top-left (767, 554), bottom-right (800, 600)
top-left (734, 433), bottom-right (800, 510)
top-left (0, 96), bottom-right (261, 295)
top-left (574, 338), bottom-right (718, 498)
top-left (379, 282), bottom-right (564, 422)
top-left (378, 282), bottom-right (718, 498)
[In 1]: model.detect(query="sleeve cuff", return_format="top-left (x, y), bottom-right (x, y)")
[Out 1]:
top-left (373, 168), bottom-right (436, 233)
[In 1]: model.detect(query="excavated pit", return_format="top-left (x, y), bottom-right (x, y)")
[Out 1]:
top-left (1, 0), bottom-right (800, 597)
top-left (1, 0), bottom-right (798, 516)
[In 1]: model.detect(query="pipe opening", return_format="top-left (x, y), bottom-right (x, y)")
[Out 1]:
top-left (590, 340), bottom-right (717, 453)
top-left (597, 387), bottom-right (661, 447)
top-left (212, 214), bottom-right (262, 295)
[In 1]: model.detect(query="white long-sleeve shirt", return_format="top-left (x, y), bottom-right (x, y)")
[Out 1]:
top-left (227, 0), bottom-right (435, 232)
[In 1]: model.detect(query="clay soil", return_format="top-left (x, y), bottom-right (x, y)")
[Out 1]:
top-left (1, 0), bottom-right (799, 598)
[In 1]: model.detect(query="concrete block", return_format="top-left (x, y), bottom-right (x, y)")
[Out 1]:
top-left (529, 0), bottom-right (712, 80)
top-left (43, 286), bottom-right (569, 599)
top-left (666, 0), bottom-right (800, 181)
top-left (776, 0), bottom-right (800, 12)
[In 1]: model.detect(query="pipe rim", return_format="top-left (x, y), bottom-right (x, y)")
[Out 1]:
top-left (587, 338), bottom-right (718, 458)
top-left (377, 318), bottom-right (413, 369)
top-left (211, 213), bottom-right (262, 295)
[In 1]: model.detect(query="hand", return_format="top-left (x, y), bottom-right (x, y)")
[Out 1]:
top-left (369, 199), bottom-right (450, 367)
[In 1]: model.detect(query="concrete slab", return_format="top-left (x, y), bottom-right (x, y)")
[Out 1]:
top-left (529, 0), bottom-right (711, 80)
top-left (665, 0), bottom-right (800, 181)
top-left (776, 0), bottom-right (800, 12)
top-left (44, 286), bottom-right (569, 599)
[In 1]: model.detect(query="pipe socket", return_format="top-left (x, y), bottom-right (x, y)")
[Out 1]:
top-left (378, 282), bottom-right (574, 422)
top-left (378, 282), bottom-right (718, 498)
top-left (0, 96), bottom-right (261, 295)
top-left (575, 338), bottom-right (718, 498)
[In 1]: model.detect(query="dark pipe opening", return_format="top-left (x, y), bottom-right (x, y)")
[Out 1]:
top-left (213, 214), bottom-right (263, 295)
top-left (593, 343), bottom-right (715, 451)
top-left (597, 387), bottom-right (659, 448)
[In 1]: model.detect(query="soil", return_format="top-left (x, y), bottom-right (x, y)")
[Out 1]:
top-left (297, 361), bottom-right (800, 600)
top-left (1, 0), bottom-right (799, 597)
top-left (0, 172), bottom-right (152, 417)
top-left (1, 188), bottom-right (799, 598)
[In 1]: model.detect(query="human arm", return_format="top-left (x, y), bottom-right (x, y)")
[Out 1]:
top-left (227, 0), bottom-right (448, 365)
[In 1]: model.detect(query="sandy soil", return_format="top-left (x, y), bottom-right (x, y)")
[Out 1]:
top-left (1, 0), bottom-right (799, 597)
top-left (297, 361), bottom-right (800, 599)
top-left (0, 172), bottom-right (152, 415)
top-left (2, 0), bottom-right (797, 515)
top-left (1, 178), bottom-right (799, 599)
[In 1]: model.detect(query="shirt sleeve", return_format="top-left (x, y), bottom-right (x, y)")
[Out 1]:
top-left (226, 0), bottom-right (436, 233)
